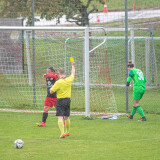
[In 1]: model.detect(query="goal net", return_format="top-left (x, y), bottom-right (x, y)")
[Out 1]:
top-left (0, 26), bottom-right (117, 116)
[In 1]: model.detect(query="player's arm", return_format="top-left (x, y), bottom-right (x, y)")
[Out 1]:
top-left (126, 70), bottom-right (134, 86)
top-left (50, 82), bottom-right (59, 94)
top-left (71, 61), bottom-right (75, 77)
top-left (126, 78), bottom-right (131, 86)
top-left (42, 74), bottom-right (47, 78)
top-left (144, 76), bottom-right (147, 83)
top-left (46, 73), bottom-right (58, 80)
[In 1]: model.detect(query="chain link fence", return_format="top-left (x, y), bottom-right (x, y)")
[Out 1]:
top-left (0, 0), bottom-right (160, 114)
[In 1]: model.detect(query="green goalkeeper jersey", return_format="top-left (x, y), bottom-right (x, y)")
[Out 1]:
top-left (127, 68), bottom-right (147, 88)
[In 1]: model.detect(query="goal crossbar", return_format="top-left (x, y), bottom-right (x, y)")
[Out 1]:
top-left (0, 26), bottom-right (119, 117)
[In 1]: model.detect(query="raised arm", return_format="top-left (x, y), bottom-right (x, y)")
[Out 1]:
top-left (71, 61), bottom-right (75, 77)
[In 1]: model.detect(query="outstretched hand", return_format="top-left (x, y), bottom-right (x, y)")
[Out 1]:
top-left (42, 74), bottom-right (47, 78)
top-left (71, 61), bottom-right (75, 66)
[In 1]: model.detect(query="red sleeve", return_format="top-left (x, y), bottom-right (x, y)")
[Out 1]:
top-left (46, 73), bottom-right (58, 80)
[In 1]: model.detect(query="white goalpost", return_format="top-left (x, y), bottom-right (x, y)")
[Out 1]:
top-left (0, 26), bottom-right (118, 117)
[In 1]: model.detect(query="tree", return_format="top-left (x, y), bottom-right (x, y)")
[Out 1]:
top-left (0, 0), bottom-right (105, 26)
top-left (0, 0), bottom-right (33, 25)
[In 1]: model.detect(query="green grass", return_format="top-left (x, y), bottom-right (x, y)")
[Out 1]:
top-left (1, 80), bottom-right (160, 114)
top-left (90, 0), bottom-right (160, 11)
top-left (113, 87), bottom-right (160, 114)
top-left (0, 112), bottom-right (160, 160)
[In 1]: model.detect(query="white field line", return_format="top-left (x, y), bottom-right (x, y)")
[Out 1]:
top-left (0, 108), bottom-right (126, 117)
top-left (0, 136), bottom-right (160, 144)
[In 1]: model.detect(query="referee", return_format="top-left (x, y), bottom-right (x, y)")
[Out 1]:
top-left (50, 61), bottom-right (75, 138)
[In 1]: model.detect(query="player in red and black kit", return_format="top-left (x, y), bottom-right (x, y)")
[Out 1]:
top-left (37, 67), bottom-right (58, 127)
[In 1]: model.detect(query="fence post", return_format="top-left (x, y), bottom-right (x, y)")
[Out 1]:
top-left (145, 38), bottom-right (150, 86)
top-left (125, 0), bottom-right (129, 111)
top-left (130, 29), bottom-right (135, 67)
top-left (85, 26), bottom-right (90, 117)
top-left (150, 24), bottom-right (155, 84)
top-left (26, 31), bottom-right (33, 86)
top-left (32, 0), bottom-right (36, 105)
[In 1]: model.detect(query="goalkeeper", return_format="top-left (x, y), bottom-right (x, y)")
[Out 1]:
top-left (37, 67), bottom-right (58, 127)
top-left (50, 61), bottom-right (75, 138)
top-left (126, 60), bottom-right (147, 121)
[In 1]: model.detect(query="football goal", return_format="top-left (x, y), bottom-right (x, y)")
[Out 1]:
top-left (0, 26), bottom-right (118, 117)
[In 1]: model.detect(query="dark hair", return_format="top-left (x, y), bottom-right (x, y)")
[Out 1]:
top-left (128, 60), bottom-right (134, 68)
top-left (47, 67), bottom-right (55, 72)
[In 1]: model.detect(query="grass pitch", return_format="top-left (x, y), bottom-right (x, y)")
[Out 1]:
top-left (0, 112), bottom-right (160, 160)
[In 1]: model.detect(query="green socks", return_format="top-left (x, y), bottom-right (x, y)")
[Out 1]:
top-left (130, 106), bottom-right (145, 118)
top-left (136, 106), bottom-right (145, 117)
top-left (131, 106), bottom-right (137, 116)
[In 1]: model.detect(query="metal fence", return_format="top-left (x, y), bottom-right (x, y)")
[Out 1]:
top-left (0, 0), bottom-right (160, 114)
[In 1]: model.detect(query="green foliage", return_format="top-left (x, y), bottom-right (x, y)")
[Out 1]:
top-left (0, 0), bottom-right (160, 26)
top-left (0, 112), bottom-right (160, 159)
top-left (0, 0), bottom-right (105, 26)
top-left (0, 0), bottom-right (33, 25)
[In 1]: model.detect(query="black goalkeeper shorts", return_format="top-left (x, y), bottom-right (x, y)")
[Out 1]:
top-left (56, 98), bottom-right (71, 116)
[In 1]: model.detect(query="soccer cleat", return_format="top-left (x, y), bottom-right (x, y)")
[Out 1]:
top-left (60, 134), bottom-right (65, 138)
top-left (138, 117), bottom-right (147, 121)
top-left (126, 114), bottom-right (133, 119)
top-left (65, 133), bottom-right (69, 136)
top-left (36, 122), bottom-right (45, 127)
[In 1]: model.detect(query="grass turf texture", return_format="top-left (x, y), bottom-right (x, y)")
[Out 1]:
top-left (1, 84), bottom-right (160, 114)
top-left (0, 112), bottom-right (160, 160)
top-left (93, 0), bottom-right (160, 11)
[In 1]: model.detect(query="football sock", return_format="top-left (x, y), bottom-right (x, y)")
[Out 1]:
top-left (65, 119), bottom-right (70, 133)
top-left (58, 120), bottom-right (64, 135)
top-left (42, 112), bottom-right (48, 123)
top-left (131, 106), bottom-right (136, 116)
top-left (136, 106), bottom-right (145, 117)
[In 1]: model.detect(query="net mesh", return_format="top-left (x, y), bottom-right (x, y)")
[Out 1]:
top-left (0, 28), bottom-right (117, 115)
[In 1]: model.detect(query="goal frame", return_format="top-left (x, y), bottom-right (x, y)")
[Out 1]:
top-left (0, 26), bottom-right (110, 117)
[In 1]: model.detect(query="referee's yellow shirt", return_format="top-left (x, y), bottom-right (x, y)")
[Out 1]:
top-left (50, 75), bottom-right (74, 99)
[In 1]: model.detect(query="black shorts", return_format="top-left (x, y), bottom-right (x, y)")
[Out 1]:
top-left (56, 98), bottom-right (71, 116)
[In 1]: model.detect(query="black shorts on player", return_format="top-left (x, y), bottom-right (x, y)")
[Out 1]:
top-left (56, 98), bottom-right (71, 117)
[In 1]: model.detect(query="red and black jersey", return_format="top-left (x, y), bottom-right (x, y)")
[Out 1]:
top-left (45, 73), bottom-right (58, 98)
